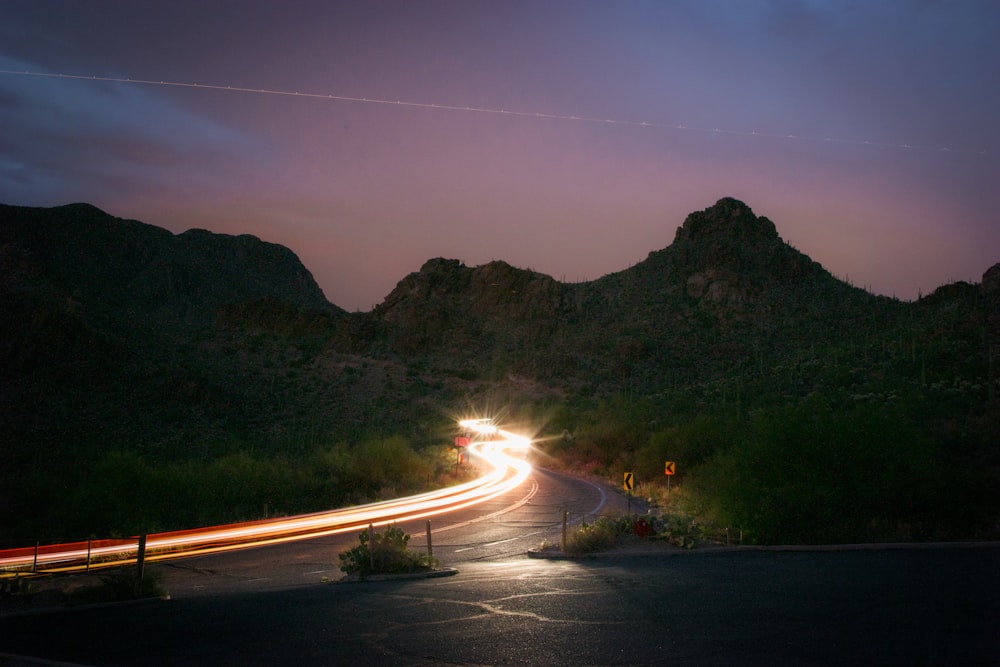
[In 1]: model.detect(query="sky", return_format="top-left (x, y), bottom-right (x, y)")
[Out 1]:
top-left (1, 1), bottom-right (998, 310)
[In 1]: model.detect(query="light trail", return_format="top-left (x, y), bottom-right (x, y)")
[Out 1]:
top-left (0, 69), bottom-right (987, 155)
top-left (0, 420), bottom-right (533, 576)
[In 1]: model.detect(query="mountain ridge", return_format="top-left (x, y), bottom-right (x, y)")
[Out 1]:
top-left (5, 197), bottom-right (995, 393)
top-left (0, 202), bottom-right (336, 323)
top-left (366, 198), bottom-right (936, 394)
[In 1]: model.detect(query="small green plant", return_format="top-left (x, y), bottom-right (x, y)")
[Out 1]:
top-left (652, 512), bottom-right (701, 549)
top-left (338, 524), bottom-right (436, 578)
top-left (564, 514), bottom-right (635, 555)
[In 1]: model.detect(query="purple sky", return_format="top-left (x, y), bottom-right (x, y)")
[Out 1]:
top-left (2, 1), bottom-right (997, 310)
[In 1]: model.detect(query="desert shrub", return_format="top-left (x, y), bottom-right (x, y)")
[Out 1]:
top-left (6, 433), bottom-right (465, 542)
top-left (652, 511), bottom-right (701, 549)
top-left (565, 514), bottom-right (634, 554)
top-left (636, 412), bottom-right (741, 478)
top-left (687, 397), bottom-right (956, 544)
top-left (338, 524), bottom-right (435, 578)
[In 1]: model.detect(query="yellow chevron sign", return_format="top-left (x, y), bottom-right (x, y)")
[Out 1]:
top-left (624, 472), bottom-right (634, 492)
top-left (664, 461), bottom-right (676, 476)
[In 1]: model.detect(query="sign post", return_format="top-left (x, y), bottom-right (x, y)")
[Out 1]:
top-left (454, 436), bottom-right (469, 468)
top-left (624, 472), bottom-right (634, 514)
top-left (134, 534), bottom-right (147, 598)
top-left (664, 461), bottom-right (675, 496)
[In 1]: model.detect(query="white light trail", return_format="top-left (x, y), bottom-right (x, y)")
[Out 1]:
top-left (0, 69), bottom-right (987, 155)
top-left (0, 421), bottom-right (533, 575)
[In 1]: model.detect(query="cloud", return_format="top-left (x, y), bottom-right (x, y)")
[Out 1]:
top-left (0, 55), bottom-right (259, 205)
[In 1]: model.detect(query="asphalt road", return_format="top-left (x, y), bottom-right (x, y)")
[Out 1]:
top-left (2, 469), bottom-right (998, 666)
top-left (138, 466), bottom-right (615, 598)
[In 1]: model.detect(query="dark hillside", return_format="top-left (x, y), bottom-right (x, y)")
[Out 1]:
top-left (563, 198), bottom-right (872, 394)
top-left (1, 203), bottom-right (356, 539)
top-left (366, 198), bottom-right (900, 400)
top-left (372, 258), bottom-right (570, 377)
top-left (0, 203), bottom-right (332, 324)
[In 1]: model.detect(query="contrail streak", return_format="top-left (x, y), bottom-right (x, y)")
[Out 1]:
top-left (0, 69), bottom-right (988, 155)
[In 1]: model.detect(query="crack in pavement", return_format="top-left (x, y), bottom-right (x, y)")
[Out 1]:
top-left (380, 590), bottom-right (619, 626)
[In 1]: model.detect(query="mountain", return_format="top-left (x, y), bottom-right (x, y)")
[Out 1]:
top-left (4, 196), bottom-right (995, 430)
top-left (0, 202), bottom-right (332, 319)
top-left (1, 203), bottom-right (344, 474)
top-left (369, 198), bottom-right (908, 395)
top-left (2, 198), bottom-right (996, 541)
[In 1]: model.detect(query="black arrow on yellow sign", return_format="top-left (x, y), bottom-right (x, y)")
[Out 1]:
top-left (623, 472), bottom-right (634, 492)
top-left (664, 461), bottom-right (676, 476)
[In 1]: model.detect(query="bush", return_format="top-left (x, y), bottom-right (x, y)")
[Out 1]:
top-left (687, 398), bottom-right (962, 544)
top-left (338, 525), bottom-right (436, 578)
top-left (652, 512), bottom-right (701, 549)
top-left (565, 514), bottom-right (634, 555)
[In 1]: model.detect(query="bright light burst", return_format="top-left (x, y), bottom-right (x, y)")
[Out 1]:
top-left (459, 417), bottom-right (499, 435)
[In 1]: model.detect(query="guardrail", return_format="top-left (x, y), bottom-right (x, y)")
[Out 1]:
top-left (1, 433), bottom-right (534, 578)
top-left (1, 538), bottom-right (140, 576)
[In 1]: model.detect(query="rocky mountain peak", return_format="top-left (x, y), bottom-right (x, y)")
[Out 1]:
top-left (983, 262), bottom-right (1000, 295)
top-left (672, 197), bottom-right (778, 248)
top-left (666, 197), bottom-right (817, 288)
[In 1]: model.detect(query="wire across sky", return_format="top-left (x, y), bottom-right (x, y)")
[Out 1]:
top-left (0, 69), bottom-right (987, 156)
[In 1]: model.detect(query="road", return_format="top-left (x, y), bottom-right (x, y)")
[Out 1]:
top-left (149, 465), bottom-right (613, 598)
top-left (0, 428), bottom-right (536, 576)
top-left (1, 467), bottom-right (998, 665)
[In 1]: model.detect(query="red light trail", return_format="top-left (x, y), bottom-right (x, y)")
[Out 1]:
top-left (0, 421), bottom-right (532, 576)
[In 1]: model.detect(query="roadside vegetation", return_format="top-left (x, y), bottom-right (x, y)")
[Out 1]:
top-left (338, 524), bottom-right (436, 578)
top-left (562, 515), bottom-right (633, 554)
top-left (0, 568), bottom-right (166, 614)
top-left (540, 385), bottom-right (997, 545)
top-left (3, 435), bottom-right (475, 543)
top-left (551, 510), bottom-right (702, 555)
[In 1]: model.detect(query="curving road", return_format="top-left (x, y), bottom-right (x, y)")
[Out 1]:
top-left (155, 461), bottom-right (617, 598)
top-left (0, 423), bottom-right (544, 577)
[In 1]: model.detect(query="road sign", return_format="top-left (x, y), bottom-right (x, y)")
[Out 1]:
top-left (664, 461), bottom-right (676, 476)
top-left (623, 472), bottom-right (634, 492)
top-left (455, 436), bottom-right (470, 447)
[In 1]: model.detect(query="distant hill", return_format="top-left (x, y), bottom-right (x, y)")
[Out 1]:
top-left (369, 198), bottom-right (953, 397)
top-left (2, 198), bottom-right (996, 541)
top-left (1, 203), bottom-right (343, 489)
top-left (0, 202), bottom-right (333, 317)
